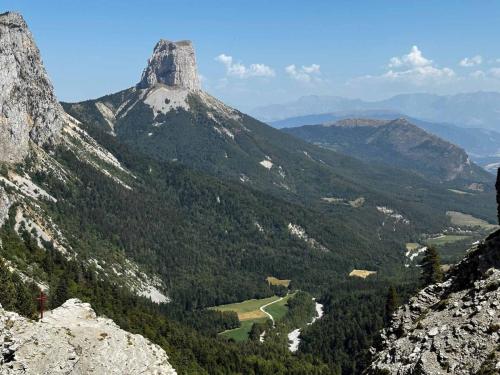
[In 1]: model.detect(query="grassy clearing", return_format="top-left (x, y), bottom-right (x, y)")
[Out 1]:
top-left (446, 211), bottom-right (498, 230)
top-left (220, 318), bottom-right (267, 342)
top-left (349, 269), bottom-right (377, 279)
top-left (212, 295), bottom-right (280, 319)
top-left (426, 235), bottom-right (471, 246)
top-left (266, 276), bottom-right (291, 287)
top-left (214, 293), bottom-right (296, 342)
top-left (263, 292), bottom-right (295, 321)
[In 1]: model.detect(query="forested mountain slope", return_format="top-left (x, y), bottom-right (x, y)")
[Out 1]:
top-left (284, 118), bottom-right (492, 186)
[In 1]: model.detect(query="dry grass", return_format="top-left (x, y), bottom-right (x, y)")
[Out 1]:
top-left (266, 276), bottom-right (291, 287)
top-left (349, 269), bottom-right (377, 279)
top-left (237, 310), bottom-right (267, 320)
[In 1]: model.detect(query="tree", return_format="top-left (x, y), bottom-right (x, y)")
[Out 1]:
top-left (420, 246), bottom-right (443, 285)
top-left (384, 286), bottom-right (398, 324)
top-left (51, 274), bottom-right (70, 308)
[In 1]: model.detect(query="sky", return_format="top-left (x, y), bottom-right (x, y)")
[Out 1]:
top-left (4, 0), bottom-right (500, 111)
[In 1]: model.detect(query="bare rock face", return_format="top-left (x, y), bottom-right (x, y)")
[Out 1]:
top-left (0, 299), bottom-right (177, 374)
top-left (0, 186), bottom-right (12, 228)
top-left (367, 231), bottom-right (500, 374)
top-left (0, 12), bottom-right (63, 164)
top-left (138, 39), bottom-right (200, 91)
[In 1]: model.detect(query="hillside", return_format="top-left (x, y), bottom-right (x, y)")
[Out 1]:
top-left (284, 118), bottom-right (493, 186)
top-left (271, 110), bottom-right (500, 174)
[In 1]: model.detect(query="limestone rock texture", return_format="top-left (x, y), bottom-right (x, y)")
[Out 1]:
top-left (0, 186), bottom-right (12, 228)
top-left (0, 12), bottom-right (63, 164)
top-left (138, 39), bottom-right (200, 91)
top-left (0, 299), bottom-right (177, 374)
top-left (367, 231), bottom-right (500, 374)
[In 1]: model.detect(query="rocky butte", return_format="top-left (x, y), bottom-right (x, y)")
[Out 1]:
top-left (137, 39), bottom-right (200, 91)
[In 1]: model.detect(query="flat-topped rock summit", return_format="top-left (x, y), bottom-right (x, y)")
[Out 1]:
top-left (138, 39), bottom-right (200, 91)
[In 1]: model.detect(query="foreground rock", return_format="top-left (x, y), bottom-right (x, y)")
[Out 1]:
top-left (0, 299), bottom-right (177, 374)
top-left (367, 231), bottom-right (500, 374)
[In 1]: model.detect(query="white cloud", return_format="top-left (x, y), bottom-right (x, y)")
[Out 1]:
top-left (388, 45), bottom-right (433, 68)
top-left (215, 54), bottom-right (275, 78)
top-left (459, 55), bottom-right (483, 67)
top-left (285, 64), bottom-right (322, 83)
top-left (355, 45), bottom-right (455, 86)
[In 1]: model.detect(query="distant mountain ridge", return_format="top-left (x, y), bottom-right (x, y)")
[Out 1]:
top-left (252, 92), bottom-right (500, 131)
top-left (284, 118), bottom-right (493, 186)
top-left (272, 110), bottom-right (500, 173)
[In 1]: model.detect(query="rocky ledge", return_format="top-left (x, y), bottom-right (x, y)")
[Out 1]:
top-left (0, 299), bottom-right (177, 374)
top-left (367, 231), bottom-right (500, 374)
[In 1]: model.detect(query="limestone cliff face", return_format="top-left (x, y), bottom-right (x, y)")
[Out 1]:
top-left (0, 299), bottom-right (177, 374)
top-left (0, 12), bottom-right (63, 164)
top-left (367, 230), bottom-right (500, 374)
top-left (138, 39), bottom-right (200, 91)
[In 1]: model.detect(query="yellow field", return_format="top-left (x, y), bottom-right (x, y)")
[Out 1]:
top-left (237, 310), bottom-right (267, 320)
top-left (349, 269), bottom-right (377, 279)
top-left (266, 276), bottom-right (291, 287)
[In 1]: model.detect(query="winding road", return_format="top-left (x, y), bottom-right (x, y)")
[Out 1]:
top-left (259, 296), bottom-right (284, 326)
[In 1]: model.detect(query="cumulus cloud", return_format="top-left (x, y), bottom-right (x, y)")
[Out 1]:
top-left (459, 55), bottom-right (483, 67)
top-left (215, 54), bottom-right (275, 78)
top-left (354, 45), bottom-right (455, 86)
top-left (388, 45), bottom-right (433, 68)
top-left (285, 64), bottom-right (322, 83)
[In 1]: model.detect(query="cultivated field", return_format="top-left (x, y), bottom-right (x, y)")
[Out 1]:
top-left (213, 293), bottom-right (295, 341)
top-left (349, 269), bottom-right (377, 279)
top-left (266, 276), bottom-right (291, 287)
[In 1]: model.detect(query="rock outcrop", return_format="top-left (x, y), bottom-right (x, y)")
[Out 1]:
top-left (0, 12), bottom-right (63, 164)
top-left (138, 39), bottom-right (200, 91)
top-left (0, 299), bottom-right (177, 374)
top-left (367, 230), bottom-right (500, 374)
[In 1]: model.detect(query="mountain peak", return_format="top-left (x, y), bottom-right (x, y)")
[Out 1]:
top-left (0, 11), bottom-right (63, 164)
top-left (138, 39), bottom-right (200, 91)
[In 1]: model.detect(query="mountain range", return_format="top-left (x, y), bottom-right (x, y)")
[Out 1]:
top-left (251, 92), bottom-right (500, 131)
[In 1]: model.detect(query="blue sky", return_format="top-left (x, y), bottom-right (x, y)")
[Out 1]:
top-left (5, 1), bottom-right (500, 110)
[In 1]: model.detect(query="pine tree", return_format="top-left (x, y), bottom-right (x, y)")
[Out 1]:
top-left (384, 286), bottom-right (398, 324)
top-left (51, 274), bottom-right (70, 308)
top-left (420, 246), bottom-right (443, 285)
